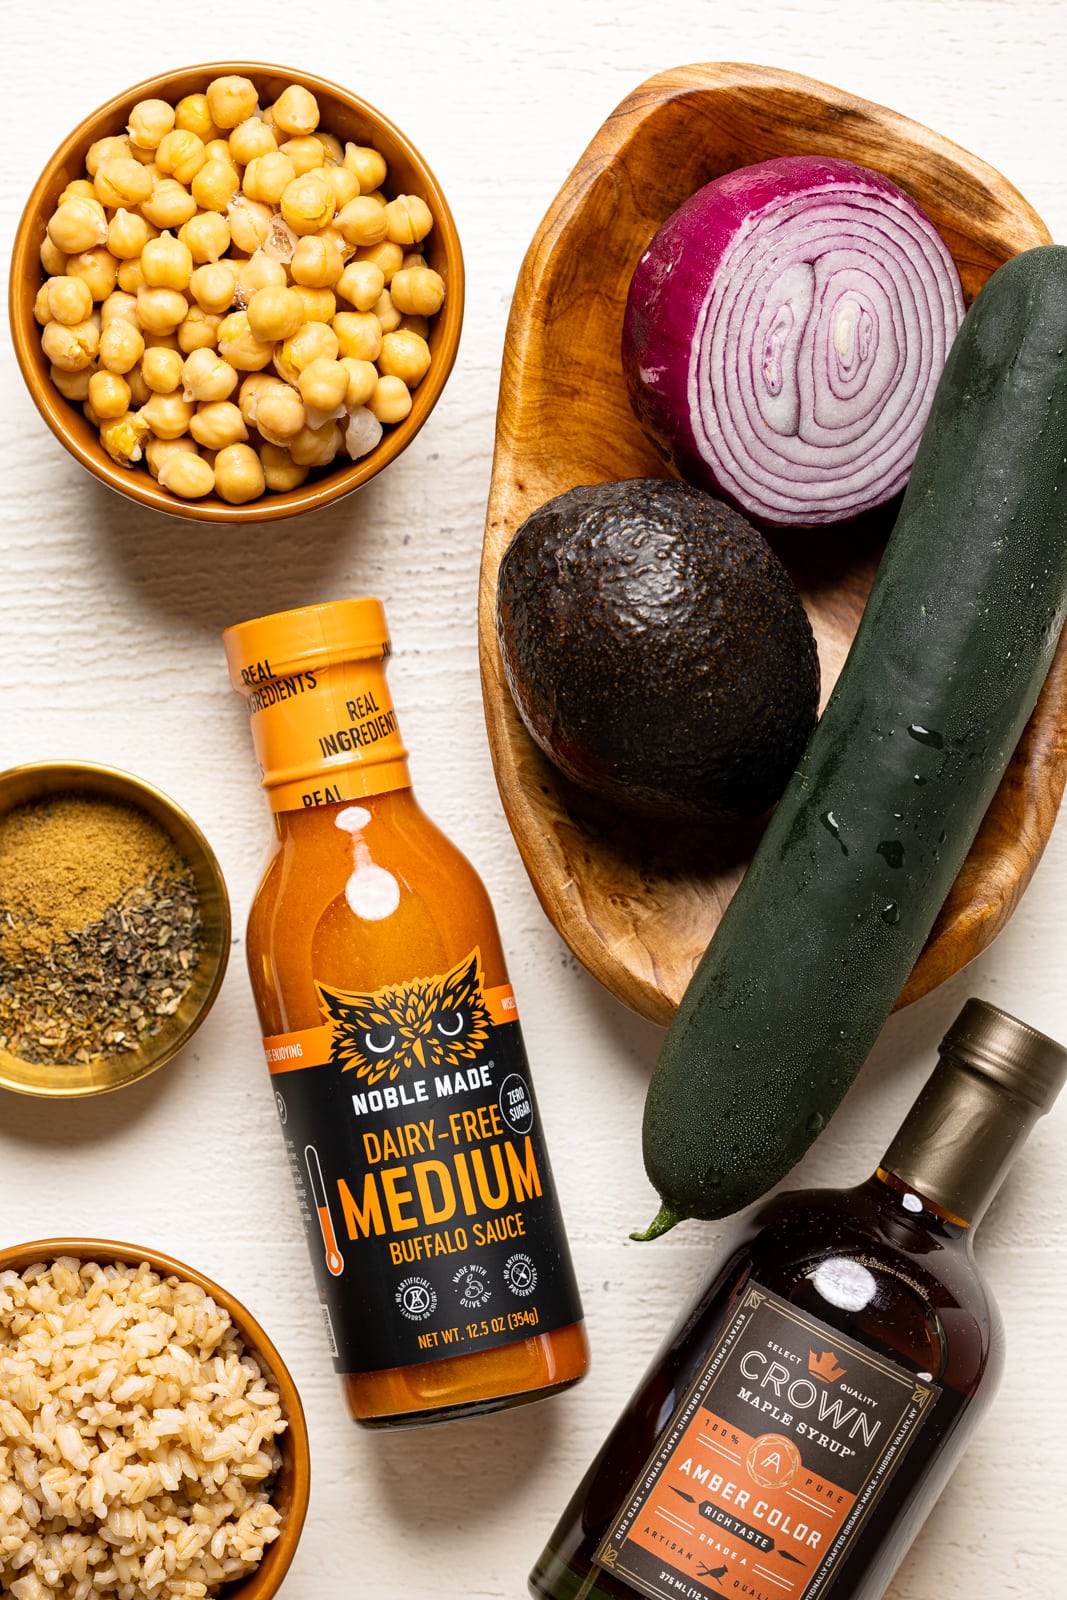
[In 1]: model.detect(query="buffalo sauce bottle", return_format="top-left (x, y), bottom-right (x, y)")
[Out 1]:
top-left (223, 598), bottom-right (588, 1428)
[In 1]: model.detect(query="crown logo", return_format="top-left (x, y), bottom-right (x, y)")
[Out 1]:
top-left (808, 1350), bottom-right (846, 1383)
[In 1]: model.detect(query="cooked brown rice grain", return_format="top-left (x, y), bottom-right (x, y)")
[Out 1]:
top-left (0, 1256), bottom-right (287, 1599)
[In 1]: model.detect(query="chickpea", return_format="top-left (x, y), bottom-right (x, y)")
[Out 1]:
top-left (136, 286), bottom-right (188, 336)
top-left (59, 178), bottom-right (98, 206)
top-left (343, 143), bottom-right (387, 191)
top-left (179, 211), bottom-right (230, 264)
top-left (191, 159), bottom-right (240, 213)
top-left (33, 284), bottom-right (52, 324)
top-left (142, 345), bottom-right (184, 393)
top-left (383, 194), bottom-right (434, 247)
top-left (181, 347), bottom-right (238, 402)
top-left (93, 157), bottom-right (153, 208)
top-left (206, 76), bottom-right (259, 130)
top-left (228, 195), bottom-right (273, 254)
top-left (189, 261), bottom-right (237, 315)
top-left (259, 441), bottom-right (309, 491)
top-left (126, 367), bottom-right (151, 406)
top-left (371, 288), bottom-right (402, 333)
top-left (174, 93), bottom-right (219, 143)
top-left (217, 310), bottom-right (274, 371)
top-left (99, 318), bottom-right (145, 374)
top-left (389, 265), bottom-right (445, 317)
top-left (269, 84), bottom-right (319, 137)
top-left (117, 258), bottom-right (146, 294)
top-left (368, 373), bottom-right (412, 424)
top-left (253, 383), bottom-right (306, 443)
top-left (107, 208), bottom-right (151, 261)
top-left (41, 318), bottom-right (99, 372)
top-left (337, 196), bottom-right (389, 248)
top-left (356, 240), bottom-right (403, 285)
top-left (85, 133), bottom-right (131, 175)
top-left (45, 276), bottom-right (93, 326)
top-left (190, 400), bottom-right (248, 449)
top-left (336, 259), bottom-right (385, 312)
top-left (67, 248), bottom-right (120, 301)
top-left (142, 178), bottom-right (198, 229)
top-left (158, 450), bottom-right (216, 499)
top-left (140, 391), bottom-right (194, 439)
top-left (314, 130), bottom-right (344, 165)
top-left (246, 284), bottom-right (304, 342)
top-left (47, 197), bottom-right (108, 254)
top-left (177, 307), bottom-right (222, 353)
top-left (100, 410), bottom-right (150, 464)
top-left (276, 319), bottom-right (339, 383)
top-left (141, 232), bottom-right (193, 291)
top-left (213, 441), bottom-right (265, 503)
top-left (279, 136), bottom-right (325, 176)
top-left (297, 357), bottom-right (349, 413)
top-left (289, 420), bottom-right (342, 467)
top-left (39, 236), bottom-right (67, 276)
top-left (128, 98), bottom-right (175, 150)
top-left (145, 434), bottom-right (198, 477)
top-left (100, 290), bottom-right (140, 326)
top-left (339, 356), bottom-right (378, 408)
top-left (228, 117), bottom-right (277, 165)
top-left (88, 369), bottom-right (131, 419)
top-left (291, 286), bottom-right (336, 323)
top-left (332, 311), bottom-right (381, 362)
top-left (290, 234), bottom-right (344, 289)
top-left (155, 129), bottom-right (207, 186)
top-left (242, 151), bottom-right (296, 206)
top-left (280, 171), bottom-right (335, 235)
top-left (233, 251), bottom-right (287, 303)
top-left (378, 329), bottom-right (431, 387)
top-left (399, 314), bottom-right (430, 338)
top-left (50, 363), bottom-right (93, 401)
top-left (203, 138), bottom-right (233, 163)
top-left (322, 165), bottom-right (360, 210)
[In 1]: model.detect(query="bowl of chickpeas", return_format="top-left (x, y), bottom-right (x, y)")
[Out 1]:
top-left (9, 63), bottom-right (464, 520)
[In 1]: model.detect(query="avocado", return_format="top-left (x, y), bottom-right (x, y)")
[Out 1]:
top-left (494, 479), bottom-right (819, 822)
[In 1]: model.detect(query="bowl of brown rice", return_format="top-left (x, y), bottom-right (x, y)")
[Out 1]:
top-left (0, 1239), bottom-right (310, 1600)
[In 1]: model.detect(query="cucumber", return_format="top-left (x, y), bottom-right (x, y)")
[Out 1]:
top-left (639, 244), bottom-right (1067, 1236)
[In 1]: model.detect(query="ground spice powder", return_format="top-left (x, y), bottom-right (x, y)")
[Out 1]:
top-left (0, 793), bottom-right (203, 1064)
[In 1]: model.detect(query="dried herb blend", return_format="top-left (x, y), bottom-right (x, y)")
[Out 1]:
top-left (0, 793), bottom-right (203, 1064)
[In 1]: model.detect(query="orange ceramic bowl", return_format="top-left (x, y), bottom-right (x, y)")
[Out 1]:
top-left (9, 62), bottom-right (464, 523)
top-left (0, 1237), bottom-right (311, 1598)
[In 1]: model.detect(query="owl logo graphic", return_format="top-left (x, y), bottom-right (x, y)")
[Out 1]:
top-left (316, 948), bottom-right (492, 1085)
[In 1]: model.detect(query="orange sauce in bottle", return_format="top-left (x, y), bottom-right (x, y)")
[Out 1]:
top-left (224, 599), bottom-right (589, 1427)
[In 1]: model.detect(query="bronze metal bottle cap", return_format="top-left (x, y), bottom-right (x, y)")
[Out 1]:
top-left (940, 997), bottom-right (1067, 1113)
top-left (883, 997), bottom-right (1067, 1224)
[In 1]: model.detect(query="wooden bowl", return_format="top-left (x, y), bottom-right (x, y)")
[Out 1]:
top-left (9, 62), bottom-right (464, 523)
top-left (0, 1237), bottom-right (310, 1598)
top-left (478, 62), bottom-right (1063, 1026)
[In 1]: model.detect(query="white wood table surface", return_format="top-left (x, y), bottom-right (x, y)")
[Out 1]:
top-left (1, 4), bottom-right (1065, 1598)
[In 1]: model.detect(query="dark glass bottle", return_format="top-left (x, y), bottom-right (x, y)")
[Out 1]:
top-left (530, 998), bottom-right (1066, 1600)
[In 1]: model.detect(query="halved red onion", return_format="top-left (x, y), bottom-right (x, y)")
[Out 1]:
top-left (622, 156), bottom-right (965, 526)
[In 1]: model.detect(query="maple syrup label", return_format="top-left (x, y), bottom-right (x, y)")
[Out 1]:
top-left (262, 948), bottom-right (584, 1373)
top-left (594, 1283), bottom-right (938, 1600)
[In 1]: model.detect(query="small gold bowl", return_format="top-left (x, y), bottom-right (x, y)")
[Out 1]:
top-left (0, 760), bottom-right (230, 1097)
top-left (0, 1236), bottom-right (311, 1599)
top-left (9, 61), bottom-right (464, 523)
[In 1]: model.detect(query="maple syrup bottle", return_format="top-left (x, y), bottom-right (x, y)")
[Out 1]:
top-left (224, 598), bottom-right (588, 1428)
top-left (530, 999), bottom-right (1066, 1600)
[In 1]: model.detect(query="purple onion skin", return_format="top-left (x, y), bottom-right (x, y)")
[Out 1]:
top-left (622, 155), bottom-right (964, 528)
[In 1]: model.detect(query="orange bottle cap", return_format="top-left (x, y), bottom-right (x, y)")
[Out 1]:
top-left (223, 598), bottom-right (410, 811)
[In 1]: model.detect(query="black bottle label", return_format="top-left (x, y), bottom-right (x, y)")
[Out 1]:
top-left (595, 1282), bottom-right (938, 1600)
top-left (262, 947), bottom-right (584, 1373)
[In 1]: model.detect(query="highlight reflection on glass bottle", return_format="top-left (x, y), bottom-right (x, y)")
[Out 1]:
top-left (224, 598), bottom-right (588, 1428)
top-left (530, 999), bottom-right (1066, 1600)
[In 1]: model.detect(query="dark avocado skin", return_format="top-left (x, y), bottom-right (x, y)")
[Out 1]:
top-left (495, 479), bottom-right (820, 821)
